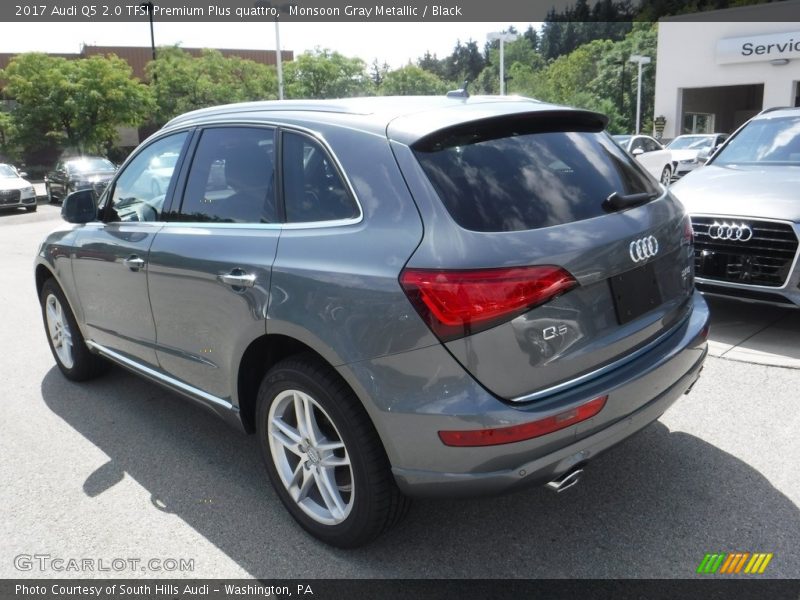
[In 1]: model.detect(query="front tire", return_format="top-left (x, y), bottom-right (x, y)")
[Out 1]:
top-left (660, 165), bottom-right (672, 186)
top-left (256, 355), bottom-right (409, 548)
top-left (25, 204), bottom-right (37, 212)
top-left (40, 278), bottom-right (108, 381)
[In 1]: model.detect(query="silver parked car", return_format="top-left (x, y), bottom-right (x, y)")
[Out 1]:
top-left (671, 108), bottom-right (800, 307)
top-left (0, 163), bottom-right (37, 212)
top-left (666, 133), bottom-right (729, 179)
top-left (35, 96), bottom-right (709, 547)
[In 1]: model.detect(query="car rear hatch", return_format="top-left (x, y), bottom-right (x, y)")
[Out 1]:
top-left (390, 104), bottom-right (695, 402)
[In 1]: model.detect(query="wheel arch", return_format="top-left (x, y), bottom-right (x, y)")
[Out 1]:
top-left (238, 334), bottom-right (364, 435)
top-left (35, 263), bottom-right (56, 298)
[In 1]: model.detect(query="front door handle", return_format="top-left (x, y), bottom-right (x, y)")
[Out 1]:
top-left (218, 270), bottom-right (256, 289)
top-left (123, 256), bottom-right (145, 271)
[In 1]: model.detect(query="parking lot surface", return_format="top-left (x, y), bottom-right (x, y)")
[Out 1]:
top-left (2, 205), bottom-right (798, 578)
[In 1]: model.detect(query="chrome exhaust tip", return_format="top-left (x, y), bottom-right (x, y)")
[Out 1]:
top-left (546, 468), bottom-right (584, 493)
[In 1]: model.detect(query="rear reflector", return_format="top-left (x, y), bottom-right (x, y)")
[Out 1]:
top-left (400, 265), bottom-right (577, 342)
top-left (438, 395), bottom-right (608, 447)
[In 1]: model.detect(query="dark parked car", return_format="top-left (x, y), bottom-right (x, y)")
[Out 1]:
top-left (670, 107), bottom-right (800, 307)
top-left (0, 163), bottom-right (37, 212)
top-left (45, 156), bottom-right (116, 203)
top-left (35, 96), bottom-right (709, 547)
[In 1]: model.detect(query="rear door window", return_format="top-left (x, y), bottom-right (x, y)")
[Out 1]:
top-left (178, 127), bottom-right (276, 224)
top-left (413, 124), bottom-right (659, 232)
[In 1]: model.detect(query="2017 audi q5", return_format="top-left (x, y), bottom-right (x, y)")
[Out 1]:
top-left (35, 96), bottom-right (709, 547)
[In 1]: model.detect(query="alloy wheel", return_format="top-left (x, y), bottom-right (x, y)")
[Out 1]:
top-left (267, 389), bottom-right (354, 525)
top-left (45, 293), bottom-right (74, 369)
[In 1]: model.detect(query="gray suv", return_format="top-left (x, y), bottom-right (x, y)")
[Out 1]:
top-left (35, 96), bottom-right (709, 547)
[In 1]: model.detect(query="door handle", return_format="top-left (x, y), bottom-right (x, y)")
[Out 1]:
top-left (218, 271), bottom-right (256, 289)
top-left (123, 256), bottom-right (145, 271)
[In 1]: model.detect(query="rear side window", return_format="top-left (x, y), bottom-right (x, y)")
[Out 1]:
top-left (414, 122), bottom-right (659, 232)
top-left (282, 131), bottom-right (358, 223)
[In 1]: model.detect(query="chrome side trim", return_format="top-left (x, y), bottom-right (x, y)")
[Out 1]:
top-left (511, 308), bottom-right (691, 404)
top-left (85, 341), bottom-right (233, 410)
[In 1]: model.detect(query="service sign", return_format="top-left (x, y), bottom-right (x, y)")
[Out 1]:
top-left (716, 30), bottom-right (800, 65)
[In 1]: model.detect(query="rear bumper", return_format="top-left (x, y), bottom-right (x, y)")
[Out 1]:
top-left (392, 346), bottom-right (705, 496)
top-left (340, 292), bottom-right (709, 498)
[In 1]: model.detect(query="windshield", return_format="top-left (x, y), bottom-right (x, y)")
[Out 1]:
top-left (713, 116), bottom-right (800, 166)
top-left (67, 158), bottom-right (115, 173)
top-left (612, 135), bottom-right (631, 147)
top-left (0, 165), bottom-right (18, 178)
top-left (667, 136), bottom-right (714, 151)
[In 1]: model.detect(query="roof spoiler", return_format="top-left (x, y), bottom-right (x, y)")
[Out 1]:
top-left (412, 109), bottom-right (609, 151)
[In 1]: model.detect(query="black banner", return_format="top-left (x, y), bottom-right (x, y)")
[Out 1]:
top-left (2, 579), bottom-right (800, 600)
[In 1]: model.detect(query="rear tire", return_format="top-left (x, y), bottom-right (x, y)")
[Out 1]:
top-left (256, 354), bottom-right (410, 548)
top-left (40, 278), bottom-right (108, 381)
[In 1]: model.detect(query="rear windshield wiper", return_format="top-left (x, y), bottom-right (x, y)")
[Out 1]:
top-left (603, 190), bottom-right (660, 212)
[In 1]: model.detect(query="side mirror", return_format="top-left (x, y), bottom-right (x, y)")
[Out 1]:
top-left (631, 148), bottom-right (644, 156)
top-left (61, 189), bottom-right (96, 224)
top-left (18, 171), bottom-right (28, 178)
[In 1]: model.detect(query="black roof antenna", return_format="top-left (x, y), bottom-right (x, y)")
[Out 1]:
top-left (446, 81), bottom-right (470, 99)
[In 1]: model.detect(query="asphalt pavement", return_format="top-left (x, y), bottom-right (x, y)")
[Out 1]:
top-left (1, 205), bottom-right (798, 579)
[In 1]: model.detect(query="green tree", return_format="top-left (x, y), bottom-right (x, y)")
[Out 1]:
top-left (147, 47), bottom-right (277, 123)
top-left (380, 65), bottom-right (449, 96)
top-left (0, 110), bottom-right (16, 161)
top-left (70, 55), bottom-right (153, 153)
top-left (417, 52), bottom-right (447, 80)
top-left (443, 40), bottom-right (485, 84)
top-left (1, 52), bottom-right (152, 161)
top-left (284, 48), bottom-right (370, 99)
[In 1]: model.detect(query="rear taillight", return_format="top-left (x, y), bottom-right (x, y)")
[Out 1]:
top-left (438, 395), bottom-right (608, 447)
top-left (399, 265), bottom-right (577, 342)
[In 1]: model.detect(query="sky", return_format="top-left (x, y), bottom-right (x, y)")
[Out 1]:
top-left (0, 21), bottom-right (538, 69)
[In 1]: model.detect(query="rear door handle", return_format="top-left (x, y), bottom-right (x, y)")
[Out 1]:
top-left (218, 271), bottom-right (256, 289)
top-left (123, 256), bottom-right (145, 271)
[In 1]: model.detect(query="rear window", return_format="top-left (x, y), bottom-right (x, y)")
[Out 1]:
top-left (413, 119), bottom-right (659, 232)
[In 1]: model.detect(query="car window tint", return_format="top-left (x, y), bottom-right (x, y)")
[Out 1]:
top-left (107, 132), bottom-right (188, 223)
top-left (282, 131), bottom-right (358, 223)
top-left (414, 130), bottom-right (658, 233)
top-left (178, 127), bottom-right (276, 224)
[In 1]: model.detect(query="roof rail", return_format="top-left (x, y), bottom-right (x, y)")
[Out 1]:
top-left (758, 106), bottom-right (796, 115)
top-left (446, 81), bottom-right (470, 99)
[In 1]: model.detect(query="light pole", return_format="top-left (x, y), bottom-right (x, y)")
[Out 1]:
top-left (255, 0), bottom-right (285, 100)
top-left (139, 2), bottom-right (156, 79)
top-left (487, 31), bottom-right (518, 95)
top-left (629, 54), bottom-right (651, 134)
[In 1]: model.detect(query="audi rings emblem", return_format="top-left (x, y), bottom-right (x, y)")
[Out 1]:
top-left (707, 221), bottom-right (753, 242)
top-left (629, 235), bottom-right (659, 263)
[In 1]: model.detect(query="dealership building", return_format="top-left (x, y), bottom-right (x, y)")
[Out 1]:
top-left (654, 1), bottom-right (800, 139)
